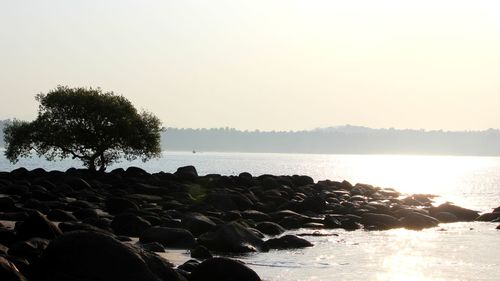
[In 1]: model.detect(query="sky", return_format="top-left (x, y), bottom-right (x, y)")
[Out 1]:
top-left (1, 0), bottom-right (499, 131)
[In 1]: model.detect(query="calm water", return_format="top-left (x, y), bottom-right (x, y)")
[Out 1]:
top-left (1, 151), bottom-right (499, 280)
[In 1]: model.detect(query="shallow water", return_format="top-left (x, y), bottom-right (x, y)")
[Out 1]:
top-left (1, 151), bottom-right (499, 280)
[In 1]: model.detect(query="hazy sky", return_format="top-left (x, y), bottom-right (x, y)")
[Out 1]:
top-left (1, 1), bottom-right (499, 131)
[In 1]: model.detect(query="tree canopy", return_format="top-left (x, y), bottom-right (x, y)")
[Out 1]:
top-left (3, 86), bottom-right (162, 171)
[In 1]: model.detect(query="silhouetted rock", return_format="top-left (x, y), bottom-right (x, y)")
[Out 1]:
top-left (475, 212), bottom-right (500, 222)
top-left (174, 166), bottom-right (198, 181)
top-left (139, 227), bottom-right (196, 249)
top-left (360, 213), bottom-right (401, 230)
top-left (15, 211), bottom-right (61, 240)
top-left (432, 212), bottom-right (458, 223)
top-left (111, 213), bottom-right (151, 237)
top-left (46, 209), bottom-right (77, 222)
top-left (399, 212), bottom-right (439, 230)
top-left (198, 222), bottom-right (266, 253)
top-left (37, 231), bottom-right (185, 281)
top-left (255, 222), bottom-right (285, 236)
top-left (190, 245), bottom-right (213, 260)
top-left (430, 203), bottom-right (479, 221)
top-left (264, 235), bottom-right (313, 249)
top-left (105, 197), bottom-right (139, 215)
top-left (181, 213), bottom-right (216, 236)
top-left (189, 257), bottom-right (261, 281)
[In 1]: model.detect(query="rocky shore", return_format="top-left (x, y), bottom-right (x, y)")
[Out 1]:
top-left (0, 166), bottom-right (499, 281)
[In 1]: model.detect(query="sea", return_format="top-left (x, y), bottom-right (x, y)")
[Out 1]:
top-left (1, 151), bottom-right (499, 281)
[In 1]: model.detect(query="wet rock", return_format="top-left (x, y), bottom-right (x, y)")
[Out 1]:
top-left (189, 257), bottom-right (261, 281)
top-left (264, 235), bottom-right (313, 249)
top-left (198, 222), bottom-right (266, 253)
top-left (178, 259), bottom-right (199, 272)
top-left (399, 212), bottom-right (440, 230)
top-left (242, 210), bottom-right (272, 222)
top-left (190, 245), bottom-right (213, 260)
top-left (139, 227), bottom-right (196, 249)
top-left (255, 221), bottom-right (285, 236)
top-left (111, 213), bottom-right (151, 237)
top-left (475, 212), bottom-right (500, 222)
top-left (430, 203), bottom-right (479, 222)
top-left (8, 238), bottom-right (48, 262)
top-left (360, 213), bottom-right (401, 230)
top-left (37, 231), bottom-right (185, 281)
top-left (433, 212), bottom-right (458, 223)
top-left (15, 211), bottom-right (61, 240)
top-left (0, 256), bottom-right (27, 281)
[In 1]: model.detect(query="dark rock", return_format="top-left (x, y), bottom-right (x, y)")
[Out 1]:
top-left (37, 231), bottom-right (185, 281)
top-left (433, 212), bottom-right (458, 223)
top-left (0, 212), bottom-right (29, 221)
top-left (0, 197), bottom-right (17, 212)
top-left (242, 210), bottom-right (271, 222)
top-left (264, 235), bottom-right (313, 249)
top-left (46, 209), bottom-right (77, 222)
top-left (360, 213), bottom-right (401, 230)
top-left (198, 222), bottom-right (266, 253)
top-left (0, 256), bottom-right (27, 281)
top-left (105, 197), bottom-right (139, 215)
top-left (190, 257), bottom-right (261, 281)
top-left (8, 238), bottom-right (48, 262)
top-left (65, 177), bottom-right (92, 190)
top-left (190, 245), bottom-right (213, 260)
top-left (23, 199), bottom-right (49, 214)
top-left (15, 211), bottom-right (61, 240)
top-left (399, 212), bottom-right (440, 230)
top-left (58, 222), bottom-right (112, 235)
top-left (181, 213), bottom-right (216, 236)
top-left (178, 259), bottom-right (199, 272)
top-left (72, 208), bottom-right (98, 220)
top-left (111, 213), bottom-right (151, 237)
top-left (475, 212), bottom-right (500, 222)
top-left (139, 227), bottom-right (196, 249)
top-left (430, 203), bottom-right (479, 221)
top-left (140, 242), bottom-right (165, 252)
top-left (291, 175), bottom-right (314, 186)
top-left (174, 166), bottom-right (198, 181)
top-left (255, 221), bottom-right (285, 236)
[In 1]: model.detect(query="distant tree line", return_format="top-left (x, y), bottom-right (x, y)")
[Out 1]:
top-left (2, 120), bottom-right (500, 156)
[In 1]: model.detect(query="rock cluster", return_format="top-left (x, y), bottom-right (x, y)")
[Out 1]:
top-left (0, 165), bottom-right (495, 280)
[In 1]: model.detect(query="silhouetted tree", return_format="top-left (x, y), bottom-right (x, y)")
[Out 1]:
top-left (3, 86), bottom-right (162, 171)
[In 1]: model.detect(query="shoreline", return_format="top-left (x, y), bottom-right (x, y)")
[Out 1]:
top-left (0, 166), bottom-right (499, 281)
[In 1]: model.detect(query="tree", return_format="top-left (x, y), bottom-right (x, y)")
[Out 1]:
top-left (3, 86), bottom-right (162, 171)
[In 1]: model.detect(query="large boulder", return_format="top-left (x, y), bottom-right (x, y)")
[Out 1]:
top-left (475, 212), bottom-right (500, 222)
top-left (198, 222), bottom-right (266, 253)
top-left (429, 203), bottom-right (479, 221)
top-left (255, 222), bottom-right (285, 236)
top-left (105, 198), bottom-right (139, 215)
top-left (111, 214), bottom-right (152, 237)
top-left (37, 231), bottom-right (185, 281)
top-left (189, 257), bottom-right (261, 281)
top-left (174, 166), bottom-right (198, 181)
top-left (139, 227), bottom-right (196, 249)
top-left (399, 212), bottom-right (440, 230)
top-left (15, 211), bottom-right (61, 240)
top-left (264, 235), bottom-right (313, 249)
top-left (360, 213), bottom-right (401, 230)
top-left (181, 213), bottom-right (216, 236)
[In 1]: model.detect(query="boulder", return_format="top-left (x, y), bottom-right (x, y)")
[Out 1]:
top-left (140, 242), bottom-right (165, 253)
top-left (174, 166), bottom-right (198, 181)
top-left (0, 256), bottom-right (26, 281)
top-left (105, 198), bottom-right (139, 215)
top-left (189, 257), bottom-right (261, 281)
top-left (430, 203), bottom-right (479, 221)
top-left (264, 235), bottom-right (313, 249)
top-left (475, 212), bottom-right (500, 222)
top-left (8, 238), bottom-right (48, 262)
top-left (399, 212), bottom-right (439, 230)
top-left (111, 214), bottom-right (152, 237)
top-left (190, 245), bottom-right (213, 260)
top-left (181, 213), bottom-right (216, 236)
top-left (37, 231), bottom-right (185, 281)
top-left (255, 222), bottom-right (285, 236)
top-left (15, 211), bottom-right (61, 240)
top-left (198, 222), bottom-right (266, 253)
top-left (139, 227), bottom-right (196, 249)
top-left (72, 208), bottom-right (98, 220)
top-left (46, 209), bottom-right (77, 222)
top-left (432, 212), bottom-right (458, 223)
top-left (360, 213), bottom-right (401, 230)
